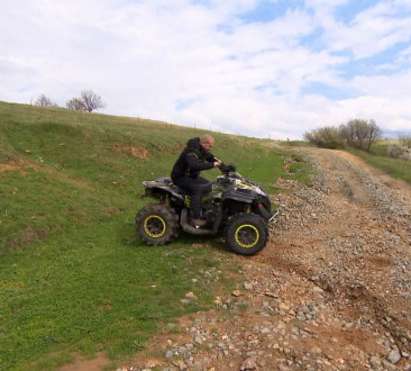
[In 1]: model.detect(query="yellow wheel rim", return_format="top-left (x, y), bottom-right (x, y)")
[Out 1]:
top-left (143, 215), bottom-right (167, 238)
top-left (235, 224), bottom-right (260, 249)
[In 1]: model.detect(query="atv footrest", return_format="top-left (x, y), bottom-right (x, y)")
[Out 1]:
top-left (180, 209), bottom-right (215, 235)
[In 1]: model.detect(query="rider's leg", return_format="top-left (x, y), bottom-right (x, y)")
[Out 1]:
top-left (174, 177), bottom-right (211, 226)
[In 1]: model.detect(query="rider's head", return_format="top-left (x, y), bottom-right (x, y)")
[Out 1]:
top-left (200, 135), bottom-right (215, 151)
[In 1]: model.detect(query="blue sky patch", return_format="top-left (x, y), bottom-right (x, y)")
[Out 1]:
top-left (239, 0), bottom-right (303, 23)
top-left (299, 28), bottom-right (326, 52)
top-left (302, 81), bottom-right (357, 100)
top-left (334, 0), bottom-right (379, 24)
top-left (338, 42), bottom-right (411, 78)
top-left (175, 98), bottom-right (201, 111)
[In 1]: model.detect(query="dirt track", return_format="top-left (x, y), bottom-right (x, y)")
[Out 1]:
top-left (119, 148), bottom-right (411, 371)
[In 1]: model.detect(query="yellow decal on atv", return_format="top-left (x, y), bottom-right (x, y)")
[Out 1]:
top-left (235, 224), bottom-right (260, 249)
top-left (239, 183), bottom-right (253, 190)
top-left (144, 215), bottom-right (167, 238)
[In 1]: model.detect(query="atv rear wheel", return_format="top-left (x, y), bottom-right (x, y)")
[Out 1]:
top-left (136, 204), bottom-right (179, 245)
top-left (224, 213), bottom-right (268, 255)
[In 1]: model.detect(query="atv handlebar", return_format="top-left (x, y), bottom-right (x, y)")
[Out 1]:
top-left (218, 163), bottom-right (236, 174)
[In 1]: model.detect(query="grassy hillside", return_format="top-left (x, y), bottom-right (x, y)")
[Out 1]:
top-left (0, 101), bottom-right (309, 370)
top-left (348, 141), bottom-right (411, 185)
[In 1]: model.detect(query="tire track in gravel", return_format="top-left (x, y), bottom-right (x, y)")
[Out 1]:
top-left (262, 148), bottom-right (411, 366)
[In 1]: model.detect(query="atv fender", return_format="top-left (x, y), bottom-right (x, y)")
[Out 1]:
top-left (143, 182), bottom-right (184, 201)
top-left (223, 189), bottom-right (255, 204)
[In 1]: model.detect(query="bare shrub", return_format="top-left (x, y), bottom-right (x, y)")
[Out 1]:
top-left (304, 126), bottom-right (343, 149)
top-left (34, 94), bottom-right (57, 107)
top-left (65, 90), bottom-right (105, 112)
top-left (387, 144), bottom-right (404, 158)
top-left (66, 97), bottom-right (86, 111)
top-left (304, 119), bottom-right (381, 152)
top-left (339, 119), bottom-right (381, 152)
top-left (80, 90), bottom-right (105, 112)
top-left (400, 151), bottom-right (411, 161)
top-left (399, 135), bottom-right (411, 148)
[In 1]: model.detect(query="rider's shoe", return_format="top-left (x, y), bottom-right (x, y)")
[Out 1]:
top-left (191, 218), bottom-right (207, 228)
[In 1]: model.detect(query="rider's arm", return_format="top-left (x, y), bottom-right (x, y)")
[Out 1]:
top-left (185, 152), bottom-right (214, 171)
top-left (204, 151), bottom-right (216, 162)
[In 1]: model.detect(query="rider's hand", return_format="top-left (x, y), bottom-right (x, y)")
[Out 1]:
top-left (213, 160), bottom-right (222, 168)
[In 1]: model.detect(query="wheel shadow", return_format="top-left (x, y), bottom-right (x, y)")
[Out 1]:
top-left (117, 218), bottom-right (230, 254)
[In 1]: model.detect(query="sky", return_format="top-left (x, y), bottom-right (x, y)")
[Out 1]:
top-left (1, 0), bottom-right (411, 139)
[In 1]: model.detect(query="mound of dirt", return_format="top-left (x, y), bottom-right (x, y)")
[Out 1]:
top-left (0, 160), bottom-right (27, 174)
top-left (112, 144), bottom-right (149, 160)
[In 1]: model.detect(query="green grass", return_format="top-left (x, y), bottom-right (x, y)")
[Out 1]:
top-left (348, 142), bottom-right (411, 185)
top-left (0, 101), bottom-right (311, 370)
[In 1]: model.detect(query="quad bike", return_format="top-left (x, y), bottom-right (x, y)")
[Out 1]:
top-left (136, 165), bottom-right (278, 255)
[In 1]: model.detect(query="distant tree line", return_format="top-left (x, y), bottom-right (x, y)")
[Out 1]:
top-left (304, 119), bottom-right (381, 152)
top-left (32, 90), bottom-right (105, 112)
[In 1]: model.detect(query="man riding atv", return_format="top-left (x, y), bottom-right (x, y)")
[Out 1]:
top-left (171, 135), bottom-right (222, 228)
top-left (136, 136), bottom-right (277, 255)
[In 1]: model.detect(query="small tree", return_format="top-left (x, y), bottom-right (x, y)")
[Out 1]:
top-left (365, 120), bottom-right (381, 152)
top-left (80, 90), bottom-right (105, 112)
top-left (339, 119), bottom-right (381, 151)
top-left (65, 90), bottom-right (105, 112)
top-left (66, 97), bottom-right (86, 111)
top-left (34, 94), bottom-right (57, 107)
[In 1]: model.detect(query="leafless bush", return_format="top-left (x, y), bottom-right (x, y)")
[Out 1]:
top-left (80, 90), bottom-right (105, 112)
top-left (34, 94), bottom-right (57, 107)
top-left (65, 90), bottom-right (105, 112)
top-left (304, 126), bottom-right (344, 149)
top-left (400, 150), bottom-right (411, 161)
top-left (339, 119), bottom-right (381, 152)
top-left (387, 144), bottom-right (404, 158)
top-left (399, 135), bottom-right (411, 148)
top-left (66, 97), bottom-right (86, 111)
top-left (305, 119), bottom-right (381, 152)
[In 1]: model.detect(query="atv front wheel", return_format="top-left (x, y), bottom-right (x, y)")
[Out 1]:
top-left (224, 213), bottom-right (268, 255)
top-left (136, 204), bottom-right (180, 245)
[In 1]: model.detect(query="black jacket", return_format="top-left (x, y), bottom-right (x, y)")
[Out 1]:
top-left (171, 137), bottom-right (216, 180)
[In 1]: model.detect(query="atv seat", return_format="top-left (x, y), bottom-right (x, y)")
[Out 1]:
top-left (174, 185), bottom-right (188, 196)
top-left (160, 176), bottom-right (211, 198)
top-left (171, 180), bottom-right (211, 198)
top-left (158, 177), bottom-right (188, 196)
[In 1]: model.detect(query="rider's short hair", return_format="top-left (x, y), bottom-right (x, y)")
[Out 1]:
top-left (200, 134), bottom-right (214, 145)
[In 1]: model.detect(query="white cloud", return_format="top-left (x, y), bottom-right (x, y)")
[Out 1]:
top-left (0, 0), bottom-right (410, 139)
top-left (307, 0), bottom-right (411, 59)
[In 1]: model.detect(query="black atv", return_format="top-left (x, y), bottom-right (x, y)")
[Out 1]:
top-left (136, 165), bottom-right (277, 255)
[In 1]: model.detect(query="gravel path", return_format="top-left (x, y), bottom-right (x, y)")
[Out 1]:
top-left (119, 148), bottom-right (411, 371)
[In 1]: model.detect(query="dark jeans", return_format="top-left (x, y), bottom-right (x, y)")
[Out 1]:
top-left (173, 176), bottom-right (211, 218)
